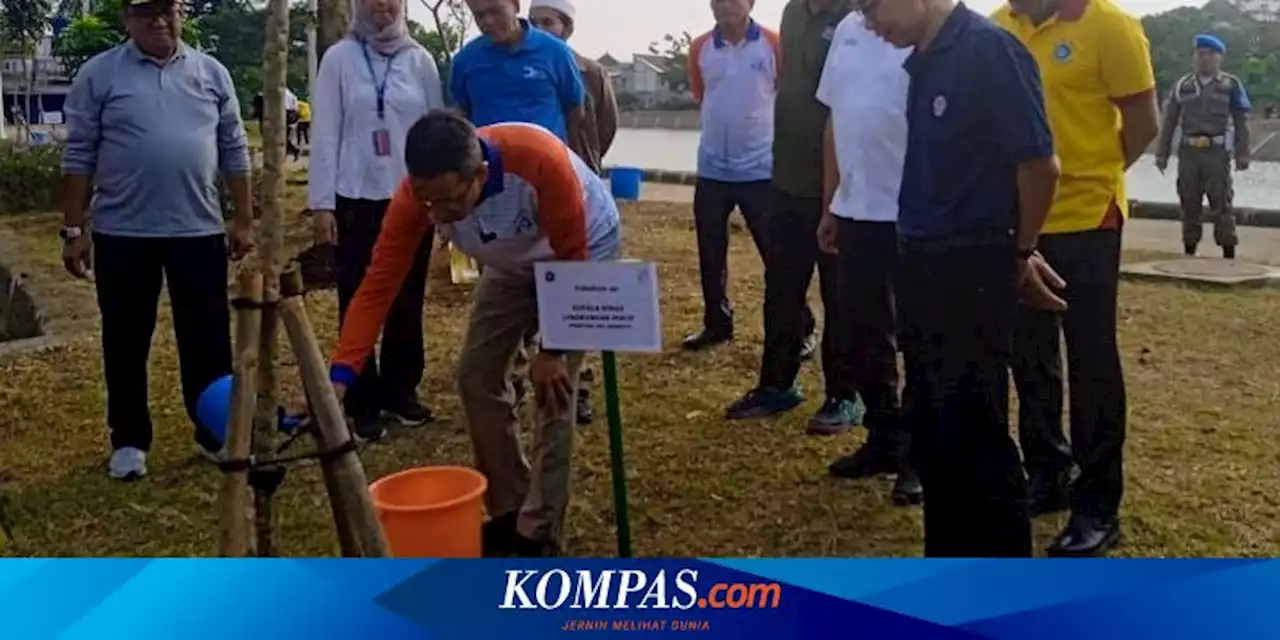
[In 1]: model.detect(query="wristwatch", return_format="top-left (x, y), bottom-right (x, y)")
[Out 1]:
top-left (1016, 246), bottom-right (1037, 260)
top-left (59, 225), bottom-right (85, 242)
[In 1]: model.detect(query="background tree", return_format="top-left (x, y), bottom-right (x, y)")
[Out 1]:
top-left (55, 0), bottom-right (307, 108)
top-left (1142, 0), bottom-right (1280, 108)
top-left (53, 0), bottom-right (202, 79)
top-left (316, 0), bottom-right (345, 59)
top-left (646, 31), bottom-right (692, 93)
top-left (1, 0), bottom-right (53, 131)
top-left (414, 0), bottom-right (468, 102)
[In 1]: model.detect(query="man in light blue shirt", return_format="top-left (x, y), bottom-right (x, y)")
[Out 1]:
top-left (451, 0), bottom-right (585, 141)
top-left (59, 0), bottom-right (255, 481)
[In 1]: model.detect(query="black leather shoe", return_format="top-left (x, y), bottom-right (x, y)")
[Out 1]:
top-left (1047, 514), bottom-right (1120, 557)
top-left (482, 512), bottom-right (519, 557)
top-left (1185, 242), bottom-right (1197, 256)
top-left (1027, 470), bottom-right (1070, 517)
top-left (682, 329), bottom-right (732, 351)
top-left (891, 467), bottom-right (923, 506)
top-left (828, 444), bottom-right (896, 479)
top-left (1224, 245), bottom-right (1236, 259)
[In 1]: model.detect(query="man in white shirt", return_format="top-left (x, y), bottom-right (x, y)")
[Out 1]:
top-left (814, 13), bottom-right (921, 505)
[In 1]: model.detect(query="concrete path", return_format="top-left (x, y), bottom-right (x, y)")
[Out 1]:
top-left (638, 182), bottom-right (1280, 265)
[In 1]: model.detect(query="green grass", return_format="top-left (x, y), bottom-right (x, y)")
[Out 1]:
top-left (1, 198), bottom-right (1278, 557)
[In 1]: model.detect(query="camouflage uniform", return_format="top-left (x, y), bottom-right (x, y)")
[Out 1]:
top-left (1155, 72), bottom-right (1251, 253)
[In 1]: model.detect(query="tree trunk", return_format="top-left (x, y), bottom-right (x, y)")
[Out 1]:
top-left (317, 0), bottom-right (348, 62)
top-left (253, 0), bottom-right (290, 556)
top-left (307, 0), bottom-right (319, 99)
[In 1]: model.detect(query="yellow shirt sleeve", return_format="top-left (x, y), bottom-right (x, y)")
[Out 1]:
top-left (1099, 13), bottom-right (1156, 99)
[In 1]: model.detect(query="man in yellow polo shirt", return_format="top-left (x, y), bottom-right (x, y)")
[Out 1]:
top-left (993, 0), bottom-right (1159, 557)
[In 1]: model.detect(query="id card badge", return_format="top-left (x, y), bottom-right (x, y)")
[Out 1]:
top-left (372, 129), bottom-right (392, 156)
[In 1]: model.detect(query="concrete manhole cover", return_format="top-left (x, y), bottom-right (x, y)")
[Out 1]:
top-left (1149, 259), bottom-right (1271, 278)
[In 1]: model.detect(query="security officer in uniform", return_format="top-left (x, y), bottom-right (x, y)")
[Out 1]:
top-left (1155, 33), bottom-right (1251, 259)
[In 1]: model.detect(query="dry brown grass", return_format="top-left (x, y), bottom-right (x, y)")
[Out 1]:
top-left (1, 191), bottom-right (1278, 557)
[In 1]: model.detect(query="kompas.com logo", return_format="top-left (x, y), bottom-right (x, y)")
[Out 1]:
top-left (498, 569), bottom-right (782, 610)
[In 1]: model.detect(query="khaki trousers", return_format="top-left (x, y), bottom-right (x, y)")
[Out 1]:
top-left (457, 266), bottom-right (583, 542)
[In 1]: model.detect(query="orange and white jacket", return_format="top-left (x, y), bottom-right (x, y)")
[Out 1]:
top-left (329, 122), bottom-right (621, 384)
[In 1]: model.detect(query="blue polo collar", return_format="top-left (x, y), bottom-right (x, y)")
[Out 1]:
top-left (905, 2), bottom-right (969, 73)
top-left (127, 40), bottom-right (188, 64)
top-left (476, 137), bottom-right (505, 205)
top-left (713, 19), bottom-right (762, 48)
top-left (484, 18), bottom-right (536, 52)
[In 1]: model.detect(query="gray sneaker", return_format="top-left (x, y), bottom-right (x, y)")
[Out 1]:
top-left (108, 447), bottom-right (147, 481)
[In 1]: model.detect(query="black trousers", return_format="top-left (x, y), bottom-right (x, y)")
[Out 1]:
top-left (899, 236), bottom-right (1030, 557)
top-left (335, 196), bottom-right (432, 420)
top-left (693, 178), bottom-right (771, 333)
top-left (94, 233), bottom-right (232, 452)
top-left (758, 187), bottom-right (844, 397)
top-left (1012, 229), bottom-right (1126, 519)
top-left (836, 219), bottom-right (906, 460)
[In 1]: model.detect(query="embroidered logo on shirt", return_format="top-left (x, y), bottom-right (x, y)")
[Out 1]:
top-left (1053, 42), bottom-right (1073, 62)
top-left (751, 59), bottom-right (767, 72)
top-left (932, 94), bottom-right (947, 118)
top-left (522, 65), bottom-right (543, 79)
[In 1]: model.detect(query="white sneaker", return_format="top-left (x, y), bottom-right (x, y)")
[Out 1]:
top-left (108, 447), bottom-right (147, 481)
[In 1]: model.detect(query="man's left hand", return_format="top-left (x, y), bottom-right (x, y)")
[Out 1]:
top-left (1236, 158), bottom-right (1250, 171)
top-left (530, 351), bottom-right (573, 416)
top-left (229, 218), bottom-right (256, 260)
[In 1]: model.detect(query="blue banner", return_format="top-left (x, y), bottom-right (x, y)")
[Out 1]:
top-left (1, 559), bottom-right (1277, 638)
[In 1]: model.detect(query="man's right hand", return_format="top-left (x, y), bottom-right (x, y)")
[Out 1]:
top-left (313, 210), bottom-right (338, 245)
top-left (1155, 156), bottom-right (1169, 174)
top-left (1017, 253), bottom-right (1068, 312)
top-left (817, 213), bottom-right (839, 255)
top-left (62, 235), bottom-right (93, 279)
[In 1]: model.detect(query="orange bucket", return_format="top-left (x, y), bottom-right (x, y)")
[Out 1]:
top-left (368, 466), bottom-right (488, 558)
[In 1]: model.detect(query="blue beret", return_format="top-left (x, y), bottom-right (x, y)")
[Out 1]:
top-left (1195, 34), bottom-right (1226, 54)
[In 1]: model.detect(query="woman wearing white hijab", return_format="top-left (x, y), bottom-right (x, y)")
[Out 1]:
top-left (308, 0), bottom-right (444, 441)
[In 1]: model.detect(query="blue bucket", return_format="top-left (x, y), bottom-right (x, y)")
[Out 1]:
top-left (610, 166), bottom-right (643, 201)
top-left (196, 374), bottom-right (300, 446)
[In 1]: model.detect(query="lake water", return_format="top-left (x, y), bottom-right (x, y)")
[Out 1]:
top-left (604, 128), bottom-right (1280, 208)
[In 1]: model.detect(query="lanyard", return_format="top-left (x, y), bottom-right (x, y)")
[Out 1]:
top-left (361, 42), bottom-right (399, 120)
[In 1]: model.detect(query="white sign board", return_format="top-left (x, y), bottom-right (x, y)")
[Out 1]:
top-left (40, 111), bottom-right (63, 125)
top-left (535, 261), bottom-right (661, 353)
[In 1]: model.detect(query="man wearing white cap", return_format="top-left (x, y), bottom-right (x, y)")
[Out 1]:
top-left (527, 0), bottom-right (619, 426)
top-left (528, 0), bottom-right (617, 174)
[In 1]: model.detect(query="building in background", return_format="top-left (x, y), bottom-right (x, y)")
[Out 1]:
top-left (599, 53), bottom-right (688, 109)
top-left (2, 35), bottom-right (72, 127)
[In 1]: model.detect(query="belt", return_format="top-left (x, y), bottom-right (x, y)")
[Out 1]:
top-left (899, 228), bottom-right (1014, 254)
top-left (1182, 134), bottom-right (1226, 149)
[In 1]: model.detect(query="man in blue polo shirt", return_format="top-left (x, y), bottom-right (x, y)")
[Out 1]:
top-left (857, 0), bottom-right (1064, 557)
top-left (452, 0), bottom-right (585, 141)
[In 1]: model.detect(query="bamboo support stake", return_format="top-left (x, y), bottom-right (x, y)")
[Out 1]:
top-left (216, 272), bottom-right (264, 557)
top-left (253, 0), bottom-right (290, 556)
top-left (278, 294), bottom-right (388, 557)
